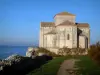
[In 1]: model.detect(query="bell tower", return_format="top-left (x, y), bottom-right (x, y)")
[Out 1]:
top-left (54, 12), bottom-right (76, 26)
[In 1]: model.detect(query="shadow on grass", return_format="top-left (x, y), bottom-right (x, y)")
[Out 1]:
top-left (27, 56), bottom-right (72, 75)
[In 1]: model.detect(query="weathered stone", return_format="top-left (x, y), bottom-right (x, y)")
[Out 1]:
top-left (39, 11), bottom-right (90, 54)
top-left (26, 47), bottom-right (37, 58)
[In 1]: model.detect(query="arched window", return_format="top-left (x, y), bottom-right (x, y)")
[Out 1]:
top-left (67, 34), bottom-right (70, 40)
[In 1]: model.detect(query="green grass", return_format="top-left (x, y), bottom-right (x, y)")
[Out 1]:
top-left (27, 55), bottom-right (100, 75)
top-left (75, 56), bottom-right (100, 75)
top-left (27, 56), bottom-right (70, 75)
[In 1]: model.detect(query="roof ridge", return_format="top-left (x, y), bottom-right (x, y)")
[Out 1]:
top-left (45, 30), bottom-right (56, 35)
top-left (58, 20), bottom-right (74, 25)
top-left (41, 22), bottom-right (54, 23)
top-left (54, 11), bottom-right (75, 18)
top-left (41, 22), bottom-right (55, 27)
top-left (76, 22), bottom-right (89, 27)
top-left (75, 22), bottom-right (89, 24)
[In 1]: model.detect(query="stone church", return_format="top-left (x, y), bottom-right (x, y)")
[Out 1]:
top-left (39, 12), bottom-right (90, 53)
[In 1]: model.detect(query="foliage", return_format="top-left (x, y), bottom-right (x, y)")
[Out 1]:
top-left (58, 47), bottom-right (71, 56)
top-left (0, 55), bottom-right (52, 75)
top-left (36, 47), bottom-right (59, 57)
top-left (36, 47), bottom-right (87, 57)
top-left (27, 56), bottom-right (70, 75)
top-left (72, 48), bottom-right (86, 55)
top-left (58, 47), bottom-right (86, 56)
top-left (88, 41), bottom-right (100, 64)
top-left (75, 56), bottom-right (100, 75)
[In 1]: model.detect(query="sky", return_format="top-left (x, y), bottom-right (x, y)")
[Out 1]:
top-left (0, 0), bottom-right (100, 46)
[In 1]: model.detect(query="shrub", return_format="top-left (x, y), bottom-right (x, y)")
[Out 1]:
top-left (58, 47), bottom-right (71, 56)
top-left (72, 48), bottom-right (86, 55)
top-left (36, 47), bottom-right (59, 57)
top-left (88, 41), bottom-right (100, 64)
top-left (58, 47), bottom-right (86, 56)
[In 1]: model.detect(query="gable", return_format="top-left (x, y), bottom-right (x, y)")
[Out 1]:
top-left (54, 12), bottom-right (75, 18)
top-left (57, 21), bottom-right (75, 26)
top-left (56, 21), bottom-right (89, 27)
top-left (44, 30), bottom-right (56, 35)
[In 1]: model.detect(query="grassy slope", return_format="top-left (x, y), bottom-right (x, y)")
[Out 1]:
top-left (27, 55), bottom-right (100, 75)
top-left (27, 56), bottom-right (70, 75)
top-left (75, 56), bottom-right (100, 75)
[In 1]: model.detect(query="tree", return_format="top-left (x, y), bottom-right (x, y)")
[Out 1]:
top-left (88, 41), bottom-right (100, 64)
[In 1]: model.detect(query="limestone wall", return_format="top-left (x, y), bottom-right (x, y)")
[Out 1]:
top-left (78, 27), bottom-right (90, 48)
top-left (46, 34), bottom-right (55, 48)
top-left (56, 26), bottom-right (74, 48)
top-left (79, 36), bottom-right (85, 48)
top-left (72, 26), bottom-right (77, 48)
top-left (39, 27), bottom-right (54, 47)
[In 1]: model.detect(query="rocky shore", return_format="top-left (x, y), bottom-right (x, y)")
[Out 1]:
top-left (0, 54), bottom-right (25, 71)
top-left (0, 47), bottom-right (52, 75)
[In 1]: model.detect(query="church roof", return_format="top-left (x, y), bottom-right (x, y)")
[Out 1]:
top-left (54, 12), bottom-right (75, 18)
top-left (76, 23), bottom-right (89, 27)
top-left (57, 21), bottom-right (89, 27)
top-left (45, 31), bottom-right (56, 35)
top-left (41, 22), bottom-right (55, 27)
top-left (41, 22), bottom-right (89, 28)
top-left (57, 21), bottom-right (75, 26)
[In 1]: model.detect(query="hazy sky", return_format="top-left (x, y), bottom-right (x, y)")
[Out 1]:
top-left (0, 0), bottom-right (100, 46)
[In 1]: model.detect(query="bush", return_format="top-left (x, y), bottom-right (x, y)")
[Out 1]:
top-left (88, 42), bottom-right (100, 64)
top-left (0, 55), bottom-right (52, 75)
top-left (58, 47), bottom-right (86, 56)
top-left (58, 47), bottom-right (71, 56)
top-left (72, 48), bottom-right (86, 55)
top-left (36, 47), bottom-right (59, 57)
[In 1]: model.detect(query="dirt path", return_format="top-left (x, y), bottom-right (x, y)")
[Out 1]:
top-left (57, 59), bottom-right (79, 75)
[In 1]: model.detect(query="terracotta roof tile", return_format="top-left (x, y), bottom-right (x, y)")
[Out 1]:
top-left (45, 31), bottom-right (56, 35)
top-left (76, 23), bottom-right (89, 27)
top-left (57, 21), bottom-right (75, 26)
top-left (41, 22), bottom-right (55, 27)
top-left (54, 12), bottom-right (75, 18)
top-left (56, 21), bottom-right (89, 27)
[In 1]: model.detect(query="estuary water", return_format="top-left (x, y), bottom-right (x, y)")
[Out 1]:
top-left (0, 46), bottom-right (29, 59)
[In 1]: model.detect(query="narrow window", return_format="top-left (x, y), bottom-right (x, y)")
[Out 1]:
top-left (67, 34), bottom-right (70, 40)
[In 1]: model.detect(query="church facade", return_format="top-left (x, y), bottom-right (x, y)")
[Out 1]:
top-left (39, 12), bottom-right (90, 53)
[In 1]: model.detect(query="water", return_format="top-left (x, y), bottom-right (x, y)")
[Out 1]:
top-left (0, 46), bottom-right (29, 59)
